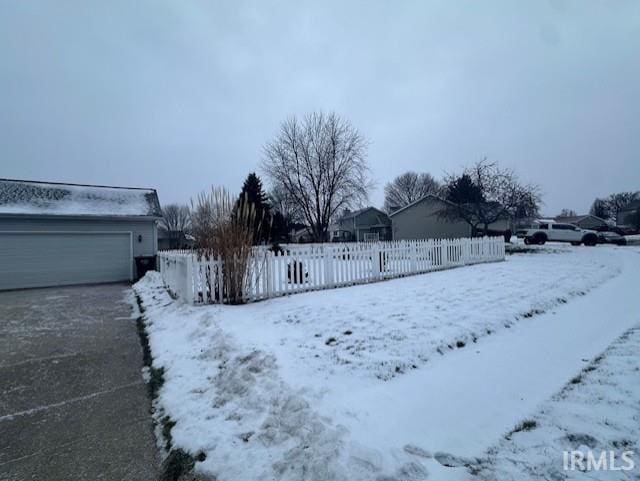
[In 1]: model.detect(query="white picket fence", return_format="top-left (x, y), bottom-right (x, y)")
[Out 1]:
top-left (158, 237), bottom-right (505, 305)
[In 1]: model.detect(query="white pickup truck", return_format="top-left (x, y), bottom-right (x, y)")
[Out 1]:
top-left (516, 220), bottom-right (598, 246)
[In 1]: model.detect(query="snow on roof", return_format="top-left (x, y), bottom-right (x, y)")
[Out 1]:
top-left (554, 214), bottom-right (606, 223)
top-left (388, 194), bottom-right (453, 217)
top-left (339, 207), bottom-right (372, 219)
top-left (338, 206), bottom-right (389, 221)
top-left (0, 179), bottom-right (162, 218)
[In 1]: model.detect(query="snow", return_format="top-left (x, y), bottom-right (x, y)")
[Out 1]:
top-left (0, 179), bottom-right (159, 216)
top-left (625, 234), bottom-right (640, 245)
top-left (133, 245), bottom-right (640, 481)
top-left (218, 244), bottom-right (622, 383)
top-left (474, 325), bottom-right (640, 480)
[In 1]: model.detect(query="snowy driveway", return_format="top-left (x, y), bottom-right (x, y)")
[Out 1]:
top-left (0, 284), bottom-right (158, 481)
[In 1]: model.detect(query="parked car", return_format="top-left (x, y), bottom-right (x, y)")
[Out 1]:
top-left (597, 231), bottom-right (627, 246)
top-left (595, 224), bottom-right (638, 236)
top-left (615, 225), bottom-right (638, 236)
top-left (517, 220), bottom-right (598, 246)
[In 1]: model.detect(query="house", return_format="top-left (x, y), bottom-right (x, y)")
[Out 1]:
top-left (554, 214), bottom-right (608, 230)
top-left (0, 178), bottom-right (162, 290)
top-left (329, 207), bottom-right (391, 242)
top-left (617, 200), bottom-right (640, 227)
top-left (158, 226), bottom-right (194, 250)
top-left (390, 194), bottom-right (510, 240)
top-left (290, 226), bottom-right (316, 243)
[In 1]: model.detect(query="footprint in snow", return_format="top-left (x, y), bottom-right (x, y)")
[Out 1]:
top-left (434, 451), bottom-right (478, 468)
top-left (403, 444), bottom-right (432, 458)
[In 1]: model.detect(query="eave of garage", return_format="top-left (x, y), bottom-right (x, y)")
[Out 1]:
top-left (0, 213), bottom-right (162, 222)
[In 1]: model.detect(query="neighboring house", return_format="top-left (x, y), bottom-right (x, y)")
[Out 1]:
top-left (0, 178), bottom-right (162, 290)
top-left (555, 214), bottom-right (608, 230)
top-left (290, 226), bottom-right (316, 243)
top-left (390, 194), bottom-right (510, 240)
top-left (617, 200), bottom-right (640, 227)
top-left (329, 207), bottom-right (392, 242)
top-left (158, 226), bottom-right (194, 250)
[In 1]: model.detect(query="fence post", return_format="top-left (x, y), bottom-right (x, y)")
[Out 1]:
top-left (185, 254), bottom-right (194, 304)
top-left (324, 245), bottom-right (335, 288)
top-left (463, 239), bottom-right (471, 264)
top-left (265, 251), bottom-right (273, 299)
top-left (410, 241), bottom-right (417, 273)
top-left (372, 242), bottom-right (381, 279)
top-left (442, 239), bottom-right (449, 268)
top-left (217, 255), bottom-right (223, 303)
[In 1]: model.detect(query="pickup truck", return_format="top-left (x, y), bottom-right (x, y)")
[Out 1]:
top-left (516, 221), bottom-right (598, 246)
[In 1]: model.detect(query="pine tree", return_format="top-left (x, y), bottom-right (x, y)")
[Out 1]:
top-left (446, 174), bottom-right (484, 204)
top-left (237, 173), bottom-right (271, 244)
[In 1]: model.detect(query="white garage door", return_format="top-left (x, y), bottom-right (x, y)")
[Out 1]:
top-left (0, 232), bottom-right (132, 290)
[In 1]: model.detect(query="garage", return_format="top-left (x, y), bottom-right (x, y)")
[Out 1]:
top-left (0, 179), bottom-right (161, 291)
top-left (0, 232), bottom-right (133, 290)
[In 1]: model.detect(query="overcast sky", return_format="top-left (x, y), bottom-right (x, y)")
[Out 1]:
top-left (1, 1), bottom-right (639, 215)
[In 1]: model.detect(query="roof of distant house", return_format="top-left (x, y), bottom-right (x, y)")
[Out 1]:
top-left (0, 178), bottom-right (162, 218)
top-left (339, 207), bottom-right (376, 219)
top-left (388, 194), bottom-right (455, 217)
top-left (339, 206), bottom-right (389, 220)
top-left (554, 214), bottom-right (607, 224)
top-left (389, 195), bottom-right (513, 222)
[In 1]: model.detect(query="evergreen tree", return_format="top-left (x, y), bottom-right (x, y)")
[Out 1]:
top-left (446, 174), bottom-right (484, 204)
top-left (237, 173), bottom-right (271, 244)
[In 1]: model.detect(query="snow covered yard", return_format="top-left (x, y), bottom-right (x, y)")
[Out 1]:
top-left (134, 245), bottom-right (640, 481)
top-left (474, 324), bottom-right (640, 481)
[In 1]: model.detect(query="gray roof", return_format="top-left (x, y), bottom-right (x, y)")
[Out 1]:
top-left (339, 206), bottom-right (387, 220)
top-left (388, 195), bottom-right (511, 221)
top-left (339, 207), bottom-right (371, 220)
top-left (0, 179), bottom-right (162, 218)
top-left (388, 194), bottom-right (454, 217)
top-left (555, 214), bottom-right (606, 224)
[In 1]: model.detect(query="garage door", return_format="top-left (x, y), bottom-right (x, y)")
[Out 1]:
top-left (0, 232), bottom-right (132, 290)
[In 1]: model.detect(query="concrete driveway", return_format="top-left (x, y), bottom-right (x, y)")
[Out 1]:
top-left (0, 284), bottom-right (159, 481)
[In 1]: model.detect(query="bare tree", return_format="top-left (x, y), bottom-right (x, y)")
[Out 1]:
top-left (383, 172), bottom-right (441, 213)
top-left (589, 198), bottom-right (610, 219)
top-left (262, 111), bottom-right (371, 242)
top-left (607, 191), bottom-right (639, 222)
top-left (440, 159), bottom-right (541, 234)
top-left (558, 208), bottom-right (577, 218)
top-left (589, 192), bottom-right (639, 222)
top-left (269, 183), bottom-right (302, 224)
top-left (161, 203), bottom-right (191, 248)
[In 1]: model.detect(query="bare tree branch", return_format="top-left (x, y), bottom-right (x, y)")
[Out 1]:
top-left (161, 203), bottom-right (192, 247)
top-left (439, 159), bottom-right (541, 234)
top-left (384, 172), bottom-right (441, 213)
top-left (262, 111), bottom-right (372, 241)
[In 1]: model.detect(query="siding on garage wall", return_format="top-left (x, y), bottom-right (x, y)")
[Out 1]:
top-left (486, 218), bottom-right (511, 232)
top-left (391, 198), bottom-right (472, 240)
top-left (0, 216), bottom-right (157, 276)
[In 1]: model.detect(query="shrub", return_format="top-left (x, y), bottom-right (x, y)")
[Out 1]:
top-left (191, 187), bottom-right (263, 304)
